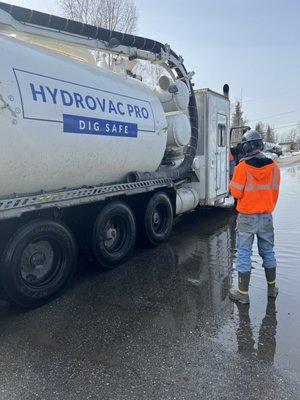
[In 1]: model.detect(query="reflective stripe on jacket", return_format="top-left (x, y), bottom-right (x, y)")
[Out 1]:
top-left (229, 160), bottom-right (280, 214)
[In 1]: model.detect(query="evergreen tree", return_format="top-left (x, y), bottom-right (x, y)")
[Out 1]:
top-left (265, 125), bottom-right (276, 143)
top-left (231, 101), bottom-right (246, 145)
top-left (255, 121), bottom-right (265, 139)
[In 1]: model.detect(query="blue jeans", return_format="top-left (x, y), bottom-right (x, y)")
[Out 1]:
top-left (236, 213), bottom-right (277, 274)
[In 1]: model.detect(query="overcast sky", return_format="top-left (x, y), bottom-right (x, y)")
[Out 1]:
top-left (2, 0), bottom-right (300, 138)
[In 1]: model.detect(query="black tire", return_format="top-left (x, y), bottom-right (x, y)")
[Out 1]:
top-left (0, 220), bottom-right (77, 308)
top-left (143, 192), bottom-right (174, 246)
top-left (93, 202), bottom-right (136, 269)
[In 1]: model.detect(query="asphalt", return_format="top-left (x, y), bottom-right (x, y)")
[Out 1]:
top-left (0, 166), bottom-right (299, 400)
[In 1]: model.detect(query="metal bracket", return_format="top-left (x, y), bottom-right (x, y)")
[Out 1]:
top-left (185, 71), bottom-right (195, 81)
top-left (152, 45), bottom-right (171, 65)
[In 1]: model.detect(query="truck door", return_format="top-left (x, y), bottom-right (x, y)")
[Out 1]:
top-left (215, 113), bottom-right (229, 197)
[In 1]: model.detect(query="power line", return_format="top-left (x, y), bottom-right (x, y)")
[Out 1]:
top-left (243, 88), bottom-right (300, 103)
top-left (248, 109), bottom-right (300, 123)
top-left (273, 121), bottom-right (300, 127)
top-left (273, 122), bottom-right (300, 130)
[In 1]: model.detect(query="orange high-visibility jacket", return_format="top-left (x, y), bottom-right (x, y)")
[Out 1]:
top-left (230, 160), bottom-right (280, 214)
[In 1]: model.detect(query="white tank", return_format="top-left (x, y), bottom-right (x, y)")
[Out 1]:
top-left (0, 34), bottom-right (168, 197)
top-left (166, 113), bottom-right (191, 148)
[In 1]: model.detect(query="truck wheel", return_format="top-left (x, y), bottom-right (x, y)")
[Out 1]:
top-left (143, 192), bottom-right (173, 246)
top-left (0, 220), bottom-right (77, 308)
top-left (93, 202), bottom-right (136, 269)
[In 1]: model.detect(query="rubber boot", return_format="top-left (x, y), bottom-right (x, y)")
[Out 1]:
top-left (265, 268), bottom-right (279, 298)
top-left (229, 272), bottom-right (251, 304)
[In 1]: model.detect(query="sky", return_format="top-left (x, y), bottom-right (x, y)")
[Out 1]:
top-left (2, 0), bottom-right (300, 139)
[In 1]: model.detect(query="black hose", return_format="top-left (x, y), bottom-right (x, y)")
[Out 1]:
top-left (0, 2), bottom-right (167, 54)
top-left (0, 2), bottom-right (199, 182)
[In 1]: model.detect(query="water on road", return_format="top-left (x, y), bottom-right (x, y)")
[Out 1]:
top-left (0, 164), bottom-right (299, 399)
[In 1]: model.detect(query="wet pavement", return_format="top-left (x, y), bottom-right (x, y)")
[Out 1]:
top-left (0, 164), bottom-right (299, 399)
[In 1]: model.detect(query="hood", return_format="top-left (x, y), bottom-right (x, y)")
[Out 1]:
top-left (244, 161), bottom-right (275, 182)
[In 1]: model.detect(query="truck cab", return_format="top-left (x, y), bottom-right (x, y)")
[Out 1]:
top-left (193, 89), bottom-right (230, 206)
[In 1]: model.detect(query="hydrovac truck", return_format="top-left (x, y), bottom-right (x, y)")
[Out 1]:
top-left (0, 2), bottom-right (231, 308)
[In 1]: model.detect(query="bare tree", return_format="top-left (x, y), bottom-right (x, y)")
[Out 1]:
top-left (59, 0), bottom-right (138, 33)
top-left (58, 0), bottom-right (166, 86)
top-left (58, 0), bottom-right (138, 65)
top-left (285, 125), bottom-right (300, 151)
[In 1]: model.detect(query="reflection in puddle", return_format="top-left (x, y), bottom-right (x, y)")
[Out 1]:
top-left (235, 300), bottom-right (277, 364)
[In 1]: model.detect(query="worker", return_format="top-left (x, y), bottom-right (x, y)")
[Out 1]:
top-left (229, 130), bottom-right (281, 304)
